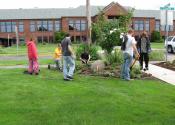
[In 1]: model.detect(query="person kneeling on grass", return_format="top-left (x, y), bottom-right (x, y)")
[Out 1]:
top-left (48, 44), bottom-right (62, 71)
top-left (80, 51), bottom-right (91, 65)
top-left (24, 38), bottom-right (39, 75)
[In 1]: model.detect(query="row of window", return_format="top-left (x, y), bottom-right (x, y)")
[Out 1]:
top-left (0, 19), bottom-right (87, 33)
top-left (30, 20), bottom-right (61, 32)
top-left (133, 20), bottom-right (150, 31)
top-left (133, 20), bottom-right (175, 32)
top-left (68, 20), bottom-right (87, 31)
top-left (0, 22), bottom-right (21, 33)
top-left (155, 20), bottom-right (174, 31)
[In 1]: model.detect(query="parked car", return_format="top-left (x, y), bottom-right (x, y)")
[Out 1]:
top-left (165, 36), bottom-right (175, 53)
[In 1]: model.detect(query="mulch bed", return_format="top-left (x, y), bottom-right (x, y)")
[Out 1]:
top-left (154, 62), bottom-right (175, 71)
top-left (78, 66), bottom-right (154, 80)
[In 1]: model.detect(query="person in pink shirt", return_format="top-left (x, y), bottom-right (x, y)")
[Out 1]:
top-left (26, 38), bottom-right (39, 75)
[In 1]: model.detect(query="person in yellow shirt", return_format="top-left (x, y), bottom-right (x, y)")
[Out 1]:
top-left (48, 44), bottom-right (62, 71)
top-left (54, 43), bottom-right (62, 70)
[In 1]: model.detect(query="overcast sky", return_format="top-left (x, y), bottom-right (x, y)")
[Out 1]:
top-left (0, 0), bottom-right (175, 10)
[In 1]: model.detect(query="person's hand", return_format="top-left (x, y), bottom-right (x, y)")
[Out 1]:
top-left (136, 53), bottom-right (140, 59)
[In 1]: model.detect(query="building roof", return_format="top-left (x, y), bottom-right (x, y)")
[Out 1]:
top-left (0, 6), bottom-right (104, 20)
top-left (134, 9), bottom-right (175, 20)
top-left (0, 4), bottom-right (174, 20)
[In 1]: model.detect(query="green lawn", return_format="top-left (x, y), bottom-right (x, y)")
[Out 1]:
top-left (151, 43), bottom-right (164, 49)
top-left (0, 59), bottom-right (53, 66)
top-left (0, 69), bottom-right (175, 125)
top-left (0, 44), bottom-right (57, 56)
top-left (0, 43), bottom-right (79, 56)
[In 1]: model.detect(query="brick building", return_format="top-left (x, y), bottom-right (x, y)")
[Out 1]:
top-left (0, 2), bottom-right (175, 46)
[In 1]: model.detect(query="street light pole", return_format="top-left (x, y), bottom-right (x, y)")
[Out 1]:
top-left (86, 0), bottom-right (91, 45)
top-left (165, 10), bottom-right (168, 62)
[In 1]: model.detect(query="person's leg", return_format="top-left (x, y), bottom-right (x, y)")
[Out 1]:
top-left (67, 56), bottom-right (75, 77)
top-left (139, 53), bottom-right (144, 70)
top-left (144, 53), bottom-right (149, 69)
top-left (55, 60), bottom-right (59, 69)
top-left (123, 53), bottom-right (132, 80)
top-left (63, 56), bottom-right (68, 79)
top-left (28, 59), bottom-right (33, 73)
top-left (121, 53), bottom-right (126, 79)
top-left (33, 59), bottom-right (39, 74)
top-left (58, 59), bottom-right (62, 70)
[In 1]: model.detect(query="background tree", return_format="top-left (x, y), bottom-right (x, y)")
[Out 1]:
top-left (91, 9), bottom-right (134, 53)
top-left (54, 31), bottom-right (66, 43)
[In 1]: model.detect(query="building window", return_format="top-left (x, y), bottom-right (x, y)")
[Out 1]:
top-left (30, 21), bottom-right (35, 32)
top-left (55, 20), bottom-right (60, 31)
top-left (42, 20), bottom-right (48, 31)
top-left (18, 22), bottom-right (24, 32)
top-left (12, 22), bottom-right (16, 32)
top-left (75, 20), bottom-right (81, 31)
top-left (145, 20), bottom-right (150, 31)
top-left (69, 19), bottom-right (87, 31)
top-left (69, 20), bottom-right (74, 31)
top-left (161, 25), bottom-right (166, 31)
top-left (37, 21), bottom-right (43, 31)
top-left (81, 20), bottom-right (86, 31)
top-left (6, 22), bottom-right (12, 33)
top-left (139, 21), bottom-right (144, 31)
top-left (48, 21), bottom-right (53, 31)
top-left (0, 22), bottom-right (6, 32)
top-left (134, 21), bottom-right (139, 31)
top-left (169, 25), bottom-right (174, 31)
top-left (155, 20), bottom-right (160, 31)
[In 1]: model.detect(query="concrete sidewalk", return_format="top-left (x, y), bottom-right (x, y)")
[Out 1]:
top-left (145, 64), bottom-right (175, 85)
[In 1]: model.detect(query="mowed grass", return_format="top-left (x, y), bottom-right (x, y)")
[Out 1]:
top-left (0, 44), bottom-right (57, 56)
top-left (0, 43), bottom-right (79, 56)
top-left (0, 69), bottom-right (175, 125)
top-left (151, 43), bottom-right (164, 49)
top-left (0, 58), bottom-right (53, 66)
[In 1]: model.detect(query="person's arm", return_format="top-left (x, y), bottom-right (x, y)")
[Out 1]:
top-left (132, 39), bottom-right (140, 59)
top-left (88, 55), bottom-right (91, 62)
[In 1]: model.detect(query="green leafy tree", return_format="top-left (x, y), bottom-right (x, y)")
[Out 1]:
top-left (92, 9), bottom-right (134, 53)
top-left (54, 31), bottom-right (67, 43)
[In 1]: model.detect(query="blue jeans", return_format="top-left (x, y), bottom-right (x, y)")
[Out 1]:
top-left (121, 53), bottom-right (133, 80)
top-left (63, 56), bottom-right (75, 79)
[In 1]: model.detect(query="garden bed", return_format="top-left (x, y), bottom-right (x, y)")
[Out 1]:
top-left (78, 65), bottom-right (154, 80)
top-left (154, 61), bottom-right (175, 71)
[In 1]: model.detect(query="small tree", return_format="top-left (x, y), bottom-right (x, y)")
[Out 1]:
top-left (54, 31), bottom-right (66, 43)
top-left (92, 9), bottom-right (134, 53)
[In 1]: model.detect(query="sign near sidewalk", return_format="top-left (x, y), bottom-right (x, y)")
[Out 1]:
top-left (160, 3), bottom-right (174, 62)
top-left (160, 3), bottom-right (174, 26)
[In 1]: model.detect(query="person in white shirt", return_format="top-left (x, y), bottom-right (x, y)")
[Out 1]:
top-left (121, 29), bottom-right (140, 81)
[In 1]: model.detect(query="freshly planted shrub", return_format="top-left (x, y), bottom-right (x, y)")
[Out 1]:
top-left (106, 50), bottom-right (123, 65)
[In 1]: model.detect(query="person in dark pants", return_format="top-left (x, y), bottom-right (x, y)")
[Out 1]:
top-left (137, 31), bottom-right (151, 71)
top-left (80, 51), bottom-right (91, 64)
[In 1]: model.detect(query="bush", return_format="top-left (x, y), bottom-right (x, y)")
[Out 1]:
top-left (149, 50), bottom-right (164, 61)
top-left (130, 66), bottom-right (141, 79)
top-left (55, 31), bottom-right (67, 43)
top-left (106, 50), bottom-right (123, 65)
top-left (76, 43), bottom-right (99, 61)
top-left (151, 31), bottom-right (163, 43)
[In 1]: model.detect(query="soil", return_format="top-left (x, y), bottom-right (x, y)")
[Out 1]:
top-left (154, 62), bottom-right (175, 71)
top-left (78, 65), bottom-right (154, 80)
